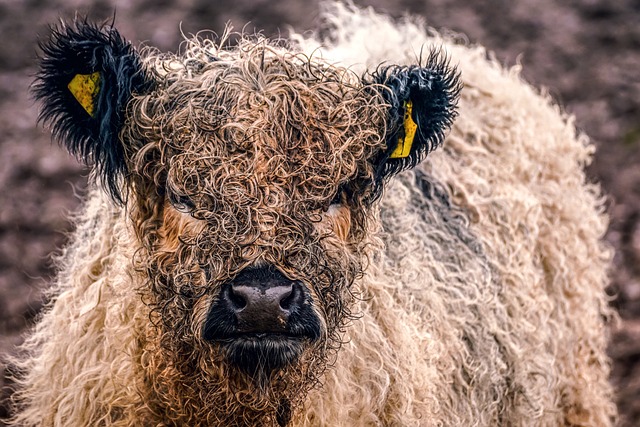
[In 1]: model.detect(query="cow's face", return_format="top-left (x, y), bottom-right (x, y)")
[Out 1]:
top-left (128, 44), bottom-right (387, 386)
top-left (34, 21), bottom-right (459, 420)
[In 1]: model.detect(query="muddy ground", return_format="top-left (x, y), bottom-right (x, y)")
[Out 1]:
top-left (0, 0), bottom-right (638, 425)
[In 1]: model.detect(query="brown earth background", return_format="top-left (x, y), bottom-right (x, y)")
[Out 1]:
top-left (0, 0), bottom-right (638, 425)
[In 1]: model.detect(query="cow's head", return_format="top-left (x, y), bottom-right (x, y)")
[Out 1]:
top-left (35, 20), bottom-right (459, 423)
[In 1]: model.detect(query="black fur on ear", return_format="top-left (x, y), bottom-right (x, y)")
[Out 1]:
top-left (32, 18), bottom-right (154, 203)
top-left (364, 50), bottom-right (461, 182)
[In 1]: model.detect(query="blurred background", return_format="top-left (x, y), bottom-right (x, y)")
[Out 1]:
top-left (0, 0), bottom-right (638, 425)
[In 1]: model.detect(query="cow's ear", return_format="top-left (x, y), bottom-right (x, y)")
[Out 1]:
top-left (367, 51), bottom-right (461, 180)
top-left (33, 19), bottom-right (154, 203)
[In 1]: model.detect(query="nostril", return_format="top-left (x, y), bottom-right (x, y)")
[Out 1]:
top-left (226, 285), bottom-right (247, 311)
top-left (279, 286), bottom-right (295, 311)
top-left (279, 282), bottom-right (302, 311)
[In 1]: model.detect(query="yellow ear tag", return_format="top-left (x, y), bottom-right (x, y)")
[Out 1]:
top-left (67, 72), bottom-right (101, 117)
top-left (389, 100), bottom-right (417, 159)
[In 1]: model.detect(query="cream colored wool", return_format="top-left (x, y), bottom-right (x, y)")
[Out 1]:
top-left (9, 2), bottom-right (616, 426)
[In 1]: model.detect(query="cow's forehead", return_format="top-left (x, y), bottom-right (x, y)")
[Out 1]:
top-left (131, 38), bottom-right (388, 200)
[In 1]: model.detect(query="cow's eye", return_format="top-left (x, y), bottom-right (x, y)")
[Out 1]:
top-left (329, 190), bottom-right (343, 206)
top-left (169, 192), bottom-right (196, 213)
top-left (321, 190), bottom-right (342, 213)
top-left (326, 184), bottom-right (348, 210)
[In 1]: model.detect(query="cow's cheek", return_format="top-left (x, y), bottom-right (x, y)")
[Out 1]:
top-left (191, 295), bottom-right (211, 339)
top-left (321, 204), bottom-right (352, 243)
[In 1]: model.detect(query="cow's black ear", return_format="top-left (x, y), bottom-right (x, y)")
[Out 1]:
top-left (366, 51), bottom-right (461, 180)
top-left (33, 19), bottom-right (154, 203)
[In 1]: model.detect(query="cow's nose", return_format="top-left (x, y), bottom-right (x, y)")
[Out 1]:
top-left (223, 279), bottom-right (304, 334)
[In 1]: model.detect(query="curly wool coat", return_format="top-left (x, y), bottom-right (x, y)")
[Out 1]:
top-left (9, 2), bottom-right (616, 426)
